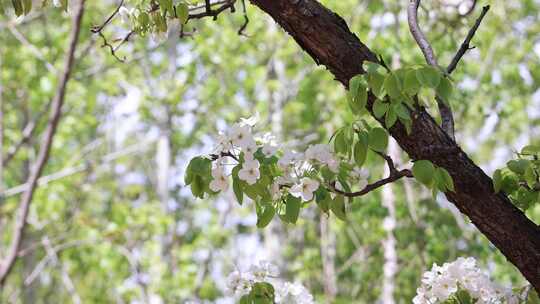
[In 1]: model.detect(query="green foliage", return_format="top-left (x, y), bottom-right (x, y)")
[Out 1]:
top-left (413, 160), bottom-right (455, 194)
top-left (493, 146), bottom-right (540, 211)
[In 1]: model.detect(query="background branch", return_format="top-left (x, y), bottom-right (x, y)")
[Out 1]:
top-left (0, 0), bottom-right (86, 286)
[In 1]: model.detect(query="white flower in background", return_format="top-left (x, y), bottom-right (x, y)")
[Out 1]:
top-left (326, 157), bottom-right (339, 173)
top-left (229, 123), bottom-right (253, 148)
top-left (239, 112), bottom-right (260, 127)
top-left (352, 168), bottom-right (369, 189)
top-left (290, 177), bottom-right (319, 201)
top-left (238, 159), bottom-right (260, 185)
top-left (52, 0), bottom-right (62, 7)
top-left (275, 281), bottom-right (315, 304)
top-left (215, 131), bottom-right (232, 153)
top-left (262, 143), bottom-right (278, 157)
top-left (209, 166), bottom-right (229, 192)
top-left (249, 260), bottom-right (279, 281)
top-left (305, 144), bottom-right (340, 172)
top-left (226, 271), bottom-right (251, 297)
top-left (118, 6), bottom-right (133, 23)
top-left (413, 257), bottom-right (516, 303)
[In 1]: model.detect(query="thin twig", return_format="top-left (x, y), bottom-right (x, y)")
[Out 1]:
top-left (0, 0), bottom-right (86, 286)
top-left (446, 5), bottom-right (490, 75)
top-left (238, 0), bottom-right (249, 36)
top-left (329, 169), bottom-right (412, 198)
top-left (90, 0), bottom-right (124, 33)
top-left (408, 0), bottom-right (455, 140)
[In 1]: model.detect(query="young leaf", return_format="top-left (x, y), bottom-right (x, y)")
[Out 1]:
top-left (284, 195), bottom-right (302, 224)
top-left (368, 127), bottom-right (388, 152)
top-left (354, 139), bottom-right (368, 167)
top-left (412, 160), bottom-right (435, 186)
top-left (403, 68), bottom-right (420, 95)
top-left (177, 3), bottom-right (189, 24)
top-left (368, 72), bottom-right (386, 99)
top-left (257, 204), bottom-right (276, 228)
top-left (507, 159), bottom-right (530, 175)
top-left (416, 66), bottom-right (441, 88)
top-left (373, 99), bottom-right (389, 118)
top-left (383, 73), bottom-right (402, 99)
top-left (436, 77), bottom-right (453, 104)
top-left (330, 195), bottom-right (347, 220)
top-left (437, 167), bottom-right (455, 192)
top-left (385, 107), bottom-right (398, 128)
top-left (12, 0), bottom-right (23, 16)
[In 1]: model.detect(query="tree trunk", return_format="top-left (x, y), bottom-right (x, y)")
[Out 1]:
top-left (249, 0), bottom-right (540, 290)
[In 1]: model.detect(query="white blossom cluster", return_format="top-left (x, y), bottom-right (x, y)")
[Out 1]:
top-left (226, 261), bottom-right (315, 304)
top-left (209, 116), bottom-right (369, 203)
top-left (413, 257), bottom-right (518, 304)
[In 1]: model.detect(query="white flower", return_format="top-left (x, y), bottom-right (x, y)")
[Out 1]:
top-left (118, 6), bottom-right (132, 23)
top-left (215, 131), bottom-right (232, 153)
top-left (249, 261), bottom-right (279, 281)
top-left (275, 282), bottom-right (314, 304)
top-left (431, 275), bottom-right (457, 301)
top-left (226, 271), bottom-right (251, 297)
top-left (270, 182), bottom-right (281, 200)
top-left (238, 159), bottom-right (260, 185)
top-left (305, 144), bottom-right (332, 163)
top-left (242, 138), bottom-right (258, 159)
top-left (290, 177), bottom-right (319, 201)
top-left (239, 112), bottom-right (260, 127)
top-left (229, 123), bottom-right (254, 149)
top-left (52, 0), bottom-right (62, 7)
top-left (262, 143), bottom-right (278, 157)
top-left (278, 151), bottom-right (302, 169)
top-left (326, 157), bottom-right (339, 173)
top-left (209, 166), bottom-right (229, 192)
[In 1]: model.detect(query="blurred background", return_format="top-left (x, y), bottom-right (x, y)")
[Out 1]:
top-left (1, 0), bottom-right (539, 303)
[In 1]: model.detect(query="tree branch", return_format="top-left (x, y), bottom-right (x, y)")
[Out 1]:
top-left (0, 0), bottom-right (86, 286)
top-left (329, 169), bottom-right (412, 198)
top-left (446, 5), bottom-right (490, 75)
top-left (407, 0), bottom-right (455, 140)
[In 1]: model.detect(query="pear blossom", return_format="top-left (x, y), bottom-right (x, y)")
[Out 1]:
top-left (238, 159), bottom-right (260, 185)
top-left (209, 166), bottom-right (229, 192)
top-left (414, 257), bottom-right (516, 303)
top-left (262, 143), bottom-right (278, 157)
top-left (249, 260), bottom-right (279, 281)
top-left (278, 151), bottom-right (302, 169)
top-left (242, 138), bottom-right (257, 159)
top-left (229, 123), bottom-right (253, 148)
top-left (226, 271), bottom-right (251, 297)
top-left (118, 6), bottom-right (133, 23)
top-left (290, 177), bottom-right (319, 201)
top-left (52, 0), bottom-right (62, 7)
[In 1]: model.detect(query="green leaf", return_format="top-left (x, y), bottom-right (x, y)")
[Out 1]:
top-left (176, 3), bottom-right (189, 24)
top-left (232, 166), bottom-right (244, 205)
top-left (22, 0), bottom-right (31, 14)
top-left (256, 204), bottom-right (275, 228)
top-left (373, 99), bottom-right (389, 118)
top-left (521, 145), bottom-right (540, 155)
top-left (493, 169), bottom-right (503, 193)
top-left (436, 77), bottom-right (453, 104)
top-left (412, 160), bottom-right (435, 186)
top-left (334, 129), bottom-right (348, 155)
top-left (12, 0), bottom-right (23, 16)
top-left (416, 66), bottom-right (441, 88)
top-left (385, 107), bottom-right (398, 128)
top-left (507, 159), bottom-right (530, 175)
top-left (383, 72), bottom-right (402, 99)
top-left (368, 72), bottom-right (386, 98)
top-left (330, 195), bottom-right (347, 221)
top-left (437, 167), bottom-right (455, 192)
top-left (394, 102), bottom-right (410, 120)
top-left (284, 194), bottom-right (302, 223)
top-left (354, 132), bottom-right (368, 167)
top-left (403, 69), bottom-right (420, 95)
top-left (524, 166), bottom-right (537, 189)
top-left (368, 127), bottom-right (388, 152)
top-left (315, 187), bottom-right (331, 212)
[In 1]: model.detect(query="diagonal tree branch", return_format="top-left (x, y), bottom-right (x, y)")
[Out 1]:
top-left (407, 0), bottom-right (455, 140)
top-left (0, 0), bottom-right (86, 286)
top-left (447, 5), bottom-right (490, 75)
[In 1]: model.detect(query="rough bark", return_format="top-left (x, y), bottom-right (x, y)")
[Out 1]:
top-left (249, 0), bottom-right (540, 290)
